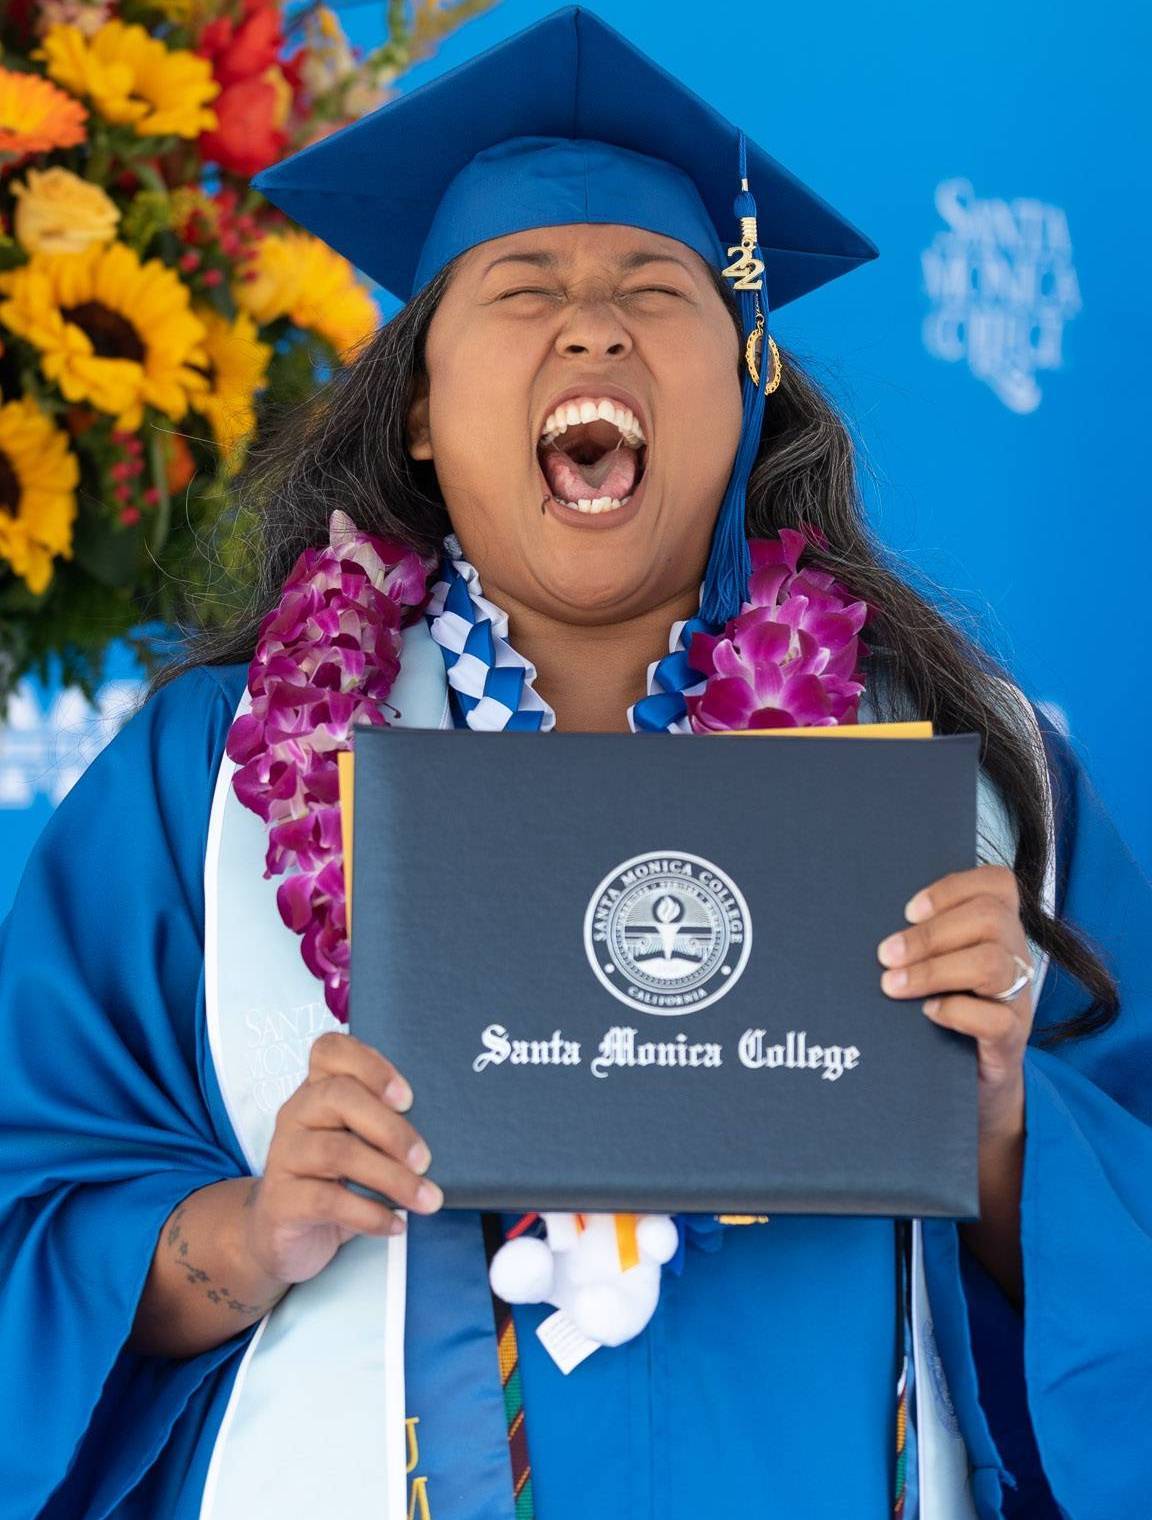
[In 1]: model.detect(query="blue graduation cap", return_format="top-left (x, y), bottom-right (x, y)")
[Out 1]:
top-left (251, 4), bottom-right (877, 624)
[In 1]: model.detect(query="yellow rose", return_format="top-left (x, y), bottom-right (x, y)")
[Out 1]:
top-left (12, 166), bottom-right (120, 256)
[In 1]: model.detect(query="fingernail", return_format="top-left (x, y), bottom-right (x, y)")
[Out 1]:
top-left (388, 1214), bottom-right (407, 1236)
top-left (877, 933), bottom-right (905, 966)
top-left (416, 1181), bottom-right (443, 1212)
top-left (384, 1077), bottom-right (413, 1112)
top-left (882, 969), bottom-right (908, 993)
top-left (407, 1141), bottom-right (432, 1175)
top-left (904, 892), bottom-right (932, 923)
top-left (923, 998), bottom-right (941, 1015)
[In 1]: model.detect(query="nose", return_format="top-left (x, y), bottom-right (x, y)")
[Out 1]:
top-left (554, 299), bottom-right (633, 360)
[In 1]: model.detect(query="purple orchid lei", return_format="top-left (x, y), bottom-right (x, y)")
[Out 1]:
top-left (685, 527), bottom-right (869, 732)
top-left (226, 510), bottom-right (870, 1021)
top-left (225, 509), bottom-right (435, 1020)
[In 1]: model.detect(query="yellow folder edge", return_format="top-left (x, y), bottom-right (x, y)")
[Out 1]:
top-left (336, 720), bottom-right (935, 931)
top-left (723, 720), bottom-right (934, 739)
top-left (338, 749), bottom-right (356, 939)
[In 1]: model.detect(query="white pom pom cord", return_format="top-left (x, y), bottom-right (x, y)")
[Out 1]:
top-left (487, 1210), bottom-right (683, 1352)
top-left (488, 1236), bottom-right (554, 1305)
top-left (636, 1214), bottom-right (679, 1266)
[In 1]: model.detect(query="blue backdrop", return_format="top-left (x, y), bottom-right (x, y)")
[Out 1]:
top-left (2, 0), bottom-right (1148, 913)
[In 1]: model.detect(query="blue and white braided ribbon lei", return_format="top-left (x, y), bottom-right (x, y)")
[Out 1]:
top-left (426, 537), bottom-right (718, 733)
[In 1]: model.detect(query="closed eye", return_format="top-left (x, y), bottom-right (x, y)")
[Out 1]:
top-left (497, 286), bottom-right (684, 300)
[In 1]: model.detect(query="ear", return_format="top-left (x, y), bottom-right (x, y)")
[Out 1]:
top-left (406, 372), bottom-right (433, 461)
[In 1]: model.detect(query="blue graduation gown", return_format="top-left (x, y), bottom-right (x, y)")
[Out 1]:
top-left (0, 661), bottom-right (1148, 1519)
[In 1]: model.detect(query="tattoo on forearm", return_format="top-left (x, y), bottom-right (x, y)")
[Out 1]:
top-left (166, 1201), bottom-right (279, 1318)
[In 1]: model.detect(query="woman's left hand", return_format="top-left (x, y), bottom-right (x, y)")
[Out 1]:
top-left (876, 863), bottom-right (1035, 1146)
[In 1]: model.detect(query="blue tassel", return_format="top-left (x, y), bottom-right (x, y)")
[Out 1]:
top-left (700, 131), bottom-right (771, 627)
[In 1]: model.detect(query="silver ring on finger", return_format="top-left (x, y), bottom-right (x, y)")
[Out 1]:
top-left (987, 952), bottom-right (1036, 1004)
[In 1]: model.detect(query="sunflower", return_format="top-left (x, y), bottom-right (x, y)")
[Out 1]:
top-left (189, 307), bottom-right (272, 474)
top-left (35, 20), bottom-right (219, 139)
top-left (0, 397), bottom-right (79, 595)
top-left (0, 243), bottom-right (211, 432)
top-left (0, 66), bottom-right (88, 169)
top-left (235, 232), bottom-right (378, 359)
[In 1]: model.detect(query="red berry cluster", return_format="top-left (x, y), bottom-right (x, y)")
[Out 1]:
top-left (109, 429), bottom-right (160, 526)
top-left (214, 188), bottom-right (263, 262)
top-left (178, 247), bottom-right (224, 288)
top-left (180, 186), bottom-right (263, 265)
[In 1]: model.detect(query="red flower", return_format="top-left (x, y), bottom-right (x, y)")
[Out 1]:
top-left (197, 0), bottom-right (293, 176)
top-left (280, 45), bottom-right (309, 107)
top-left (199, 74), bottom-right (287, 177)
top-left (198, 0), bottom-right (282, 88)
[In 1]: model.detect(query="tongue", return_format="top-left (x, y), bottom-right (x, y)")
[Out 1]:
top-left (541, 443), bottom-right (641, 503)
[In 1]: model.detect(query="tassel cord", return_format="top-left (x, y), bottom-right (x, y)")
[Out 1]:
top-left (700, 130), bottom-right (771, 626)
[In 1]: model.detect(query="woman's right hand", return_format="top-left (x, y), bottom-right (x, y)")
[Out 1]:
top-left (243, 1031), bottom-right (442, 1286)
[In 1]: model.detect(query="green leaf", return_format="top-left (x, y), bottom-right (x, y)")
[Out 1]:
top-left (203, 279), bottom-right (238, 321)
top-left (0, 576), bottom-right (48, 613)
top-left (0, 236), bottom-right (28, 273)
top-left (16, 369), bottom-right (65, 415)
top-left (120, 190), bottom-right (173, 255)
top-left (152, 228), bottom-right (183, 266)
top-left (0, 566), bottom-right (139, 706)
top-left (146, 417), bottom-right (172, 558)
top-left (71, 507), bottom-right (145, 589)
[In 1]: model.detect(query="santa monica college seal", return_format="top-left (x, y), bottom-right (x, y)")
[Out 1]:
top-left (583, 851), bottom-right (752, 1015)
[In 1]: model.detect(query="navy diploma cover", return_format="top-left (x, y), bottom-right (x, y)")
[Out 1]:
top-left (349, 729), bottom-right (980, 1218)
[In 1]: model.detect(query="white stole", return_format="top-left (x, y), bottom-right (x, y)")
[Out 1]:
top-left (199, 619), bottom-right (1052, 1520)
top-left (199, 621), bottom-right (448, 1520)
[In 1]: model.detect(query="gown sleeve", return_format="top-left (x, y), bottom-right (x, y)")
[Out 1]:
top-left (1013, 718), bottom-right (1152, 1512)
top-left (939, 712), bottom-right (1152, 1517)
top-left (0, 665), bottom-right (252, 1520)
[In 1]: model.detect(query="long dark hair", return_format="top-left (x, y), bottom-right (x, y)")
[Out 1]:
top-left (150, 259), bottom-right (1118, 1047)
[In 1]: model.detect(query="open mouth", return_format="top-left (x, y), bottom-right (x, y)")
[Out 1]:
top-left (537, 398), bottom-right (648, 515)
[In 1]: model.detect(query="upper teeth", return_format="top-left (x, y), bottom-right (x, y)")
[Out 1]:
top-left (539, 396), bottom-right (645, 448)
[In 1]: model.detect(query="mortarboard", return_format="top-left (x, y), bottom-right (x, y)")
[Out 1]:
top-left (251, 4), bottom-right (878, 624)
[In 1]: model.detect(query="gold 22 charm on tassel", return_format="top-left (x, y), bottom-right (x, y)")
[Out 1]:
top-left (745, 310), bottom-right (783, 394)
top-left (723, 210), bottom-right (765, 291)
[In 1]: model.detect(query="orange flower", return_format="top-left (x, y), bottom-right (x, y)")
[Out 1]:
top-left (0, 67), bottom-right (87, 169)
top-left (164, 431), bottom-right (196, 493)
top-left (65, 404), bottom-right (101, 436)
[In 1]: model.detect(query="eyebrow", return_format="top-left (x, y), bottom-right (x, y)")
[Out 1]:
top-left (480, 249), bottom-right (697, 279)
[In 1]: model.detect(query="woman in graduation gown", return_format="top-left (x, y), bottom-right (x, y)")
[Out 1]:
top-left (1, 8), bottom-right (1149, 1519)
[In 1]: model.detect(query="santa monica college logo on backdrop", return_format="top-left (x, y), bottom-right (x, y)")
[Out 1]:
top-left (584, 851), bottom-right (752, 1015)
top-left (0, 678), bottom-right (143, 807)
top-left (921, 177), bottom-right (1081, 414)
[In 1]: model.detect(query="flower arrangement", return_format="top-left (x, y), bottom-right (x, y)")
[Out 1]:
top-left (0, 0), bottom-right (496, 704)
top-left (229, 512), bottom-right (870, 1021)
